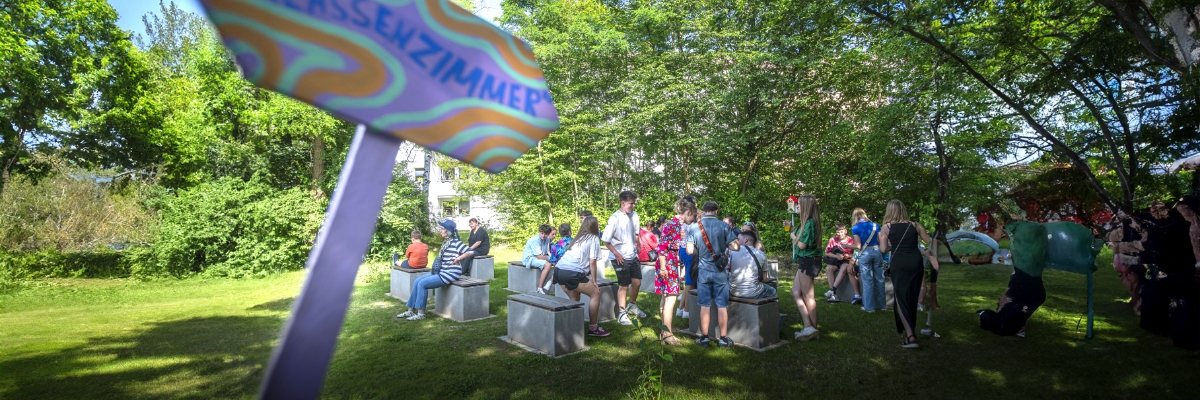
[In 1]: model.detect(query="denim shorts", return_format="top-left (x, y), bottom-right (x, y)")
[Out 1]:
top-left (797, 256), bottom-right (821, 277)
top-left (697, 268), bottom-right (730, 308)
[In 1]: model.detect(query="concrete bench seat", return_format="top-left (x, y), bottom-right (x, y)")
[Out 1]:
top-left (432, 277), bottom-right (493, 322)
top-left (554, 277), bottom-right (618, 323)
top-left (388, 266), bottom-right (430, 302)
top-left (680, 289), bottom-right (783, 351)
top-left (638, 261), bottom-right (657, 293)
top-left (501, 293), bottom-right (587, 357)
top-left (506, 261), bottom-right (552, 294)
top-left (469, 255), bottom-right (495, 281)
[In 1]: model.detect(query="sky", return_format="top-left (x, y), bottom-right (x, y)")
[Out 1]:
top-left (110, 0), bottom-right (504, 36)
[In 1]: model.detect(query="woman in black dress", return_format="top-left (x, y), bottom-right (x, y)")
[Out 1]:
top-left (879, 200), bottom-right (938, 349)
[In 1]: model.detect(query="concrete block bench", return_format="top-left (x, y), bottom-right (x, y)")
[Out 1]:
top-left (638, 262), bottom-right (657, 293)
top-left (501, 293), bottom-right (587, 357)
top-left (680, 289), bottom-right (783, 351)
top-left (470, 255), bottom-right (495, 281)
top-left (766, 259), bottom-right (780, 289)
top-left (833, 273), bottom-right (857, 303)
top-left (388, 266), bottom-right (430, 302)
top-left (554, 277), bottom-right (618, 323)
top-left (432, 277), bottom-right (493, 322)
top-left (506, 261), bottom-right (552, 294)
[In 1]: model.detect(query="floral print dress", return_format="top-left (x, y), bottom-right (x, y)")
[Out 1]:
top-left (655, 217), bottom-right (684, 295)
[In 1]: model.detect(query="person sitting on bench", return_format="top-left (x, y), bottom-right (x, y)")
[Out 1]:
top-left (553, 216), bottom-right (612, 337)
top-left (397, 229), bottom-right (428, 270)
top-left (523, 224), bottom-right (554, 292)
top-left (729, 230), bottom-right (774, 299)
top-left (397, 220), bottom-right (474, 321)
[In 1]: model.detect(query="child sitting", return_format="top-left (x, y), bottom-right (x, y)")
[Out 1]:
top-left (398, 230), bottom-right (429, 270)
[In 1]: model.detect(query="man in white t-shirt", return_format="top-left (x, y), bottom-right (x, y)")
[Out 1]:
top-left (602, 191), bottom-right (643, 326)
top-left (729, 231), bottom-right (774, 299)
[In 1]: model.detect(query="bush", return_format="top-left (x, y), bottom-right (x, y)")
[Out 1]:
top-left (0, 168), bottom-right (157, 252)
top-left (0, 249), bottom-right (129, 279)
top-left (129, 177), bottom-right (324, 278)
top-left (366, 168), bottom-right (430, 262)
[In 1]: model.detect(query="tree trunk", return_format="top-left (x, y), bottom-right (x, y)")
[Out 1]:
top-left (311, 135), bottom-right (326, 199)
top-left (536, 142), bottom-right (554, 224)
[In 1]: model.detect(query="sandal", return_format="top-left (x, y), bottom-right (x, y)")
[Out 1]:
top-left (660, 331), bottom-right (682, 347)
top-left (901, 335), bottom-right (919, 349)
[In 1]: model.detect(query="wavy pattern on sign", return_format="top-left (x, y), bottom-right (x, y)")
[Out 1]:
top-left (421, 0), bottom-right (542, 79)
top-left (200, 0), bottom-right (559, 173)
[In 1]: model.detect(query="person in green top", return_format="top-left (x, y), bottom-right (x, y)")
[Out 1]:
top-left (789, 194), bottom-right (823, 341)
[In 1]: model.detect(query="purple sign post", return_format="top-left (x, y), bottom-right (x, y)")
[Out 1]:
top-left (196, 0), bottom-right (560, 398)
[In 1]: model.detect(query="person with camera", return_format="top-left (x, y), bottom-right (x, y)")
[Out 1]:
top-left (790, 195), bottom-right (823, 341)
top-left (686, 200), bottom-right (741, 347)
top-left (823, 224), bottom-right (860, 304)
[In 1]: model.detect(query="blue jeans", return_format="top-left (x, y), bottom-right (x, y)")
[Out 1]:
top-left (408, 274), bottom-right (448, 310)
top-left (858, 248), bottom-right (885, 311)
top-left (697, 268), bottom-right (730, 308)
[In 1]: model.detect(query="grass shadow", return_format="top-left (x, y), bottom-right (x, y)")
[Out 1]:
top-left (0, 315), bottom-right (283, 399)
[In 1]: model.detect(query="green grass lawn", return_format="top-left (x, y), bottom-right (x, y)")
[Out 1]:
top-left (3, 246), bottom-right (1199, 399)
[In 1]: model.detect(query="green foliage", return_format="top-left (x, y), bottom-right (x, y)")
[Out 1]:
top-left (0, 162), bottom-right (158, 252)
top-left (0, 249), bottom-right (128, 280)
top-left (129, 178), bottom-right (324, 278)
top-left (367, 166), bottom-right (431, 261)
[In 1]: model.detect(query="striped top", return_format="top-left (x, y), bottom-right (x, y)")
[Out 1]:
top-left (437, 238), bottom-right (473, 284)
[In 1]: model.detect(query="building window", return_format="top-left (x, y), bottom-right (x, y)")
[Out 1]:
top-left (440, 166), bottom-right (458, 182)
top-left (439, 199), bottom-right (470, 216)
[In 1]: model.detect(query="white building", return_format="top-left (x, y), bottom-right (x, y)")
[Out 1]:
top-left (397, 143), bottom-right (501, 230)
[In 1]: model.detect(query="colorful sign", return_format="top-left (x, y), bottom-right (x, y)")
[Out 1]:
top-left (198, 0), bottom-right (560, 172)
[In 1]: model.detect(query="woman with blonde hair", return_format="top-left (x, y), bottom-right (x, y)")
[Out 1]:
top-left (879, 200), bottom-right (938, 349)
top-left (850, 208), bottom-right (884, 312)
top-left (789, 194), bottom-right (823, 341)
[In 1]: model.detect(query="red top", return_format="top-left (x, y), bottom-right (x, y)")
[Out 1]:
top-left (638, 228), bottom-right (659, 262)
top-left (405, 242), bottom-right (429, 267)
top-left (825, 235), bottom-right (854, 254)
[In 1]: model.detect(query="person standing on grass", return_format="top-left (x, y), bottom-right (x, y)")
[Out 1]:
top-left (655, 198), bottom-right (697, 346)
top-left (823, 224), bottom-right (860, 304)
top-left (554, 216), bottom-right (612, 337)
top-left (678, 195), bottom-right (699, 319)
top-left (850, 208), bottom-right (884, 312)
top-left (686, 200), bottom-right (741, 347)
top-left (397, 220), bottom-right (474, 320)
top-left (523, 224), bottom-right (553, 294)
top-left (879, 200), bottom-right (938, 349)
top-left (537, 223), bottom-right (573, 294)
top-left (790, 195), bottom-right (822, 341)
top-left (397, 230), bottom-right (428, 270)
top-left (603, 191), bottom-right (645, 326)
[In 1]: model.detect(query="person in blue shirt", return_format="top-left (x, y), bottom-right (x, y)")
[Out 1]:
top-left (536, 223), bottom-right (573, 294)
top-left (522, 224), bottom-right (553, 289)
top-left (686, 200), bottom-right (741, 348)
top-left (850, 208), bottom-right (884, 312)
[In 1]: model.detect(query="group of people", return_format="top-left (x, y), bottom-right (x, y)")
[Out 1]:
top-left (508, 191), bottom-right (943, 349)
top-left (393, 218), bottom-right (491, 321)
top-left (1107, 196), bottom-right (1200, 349)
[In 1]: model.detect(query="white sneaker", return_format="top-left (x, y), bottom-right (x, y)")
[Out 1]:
top-left (406, 313), bottom-right (426, 321)
top-left (396, 310), bottom-right (415, 319)
top-left (629, 304), bottom-right (647, 318)
top-left (824, 290), bottom-right (834, 299)
top-left (680, 311), bottom-right (690, 319)
top-left (675, 308), bottom-right (684, 317)
top-left (617, 311), bottom-right (633, 326)
top-left (918, 303), bottom-right (926, 312)
top-left (534, 288), bottom-right (546, 295)
top-left (795, 326), bottom-right (818, 342)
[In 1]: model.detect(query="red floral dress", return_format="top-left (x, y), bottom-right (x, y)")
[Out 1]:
top-left (654, 217), bottom-right (684, 295)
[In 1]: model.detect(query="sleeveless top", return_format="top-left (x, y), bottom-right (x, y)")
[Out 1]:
top-left (887, 223), bottom-right (922, 267)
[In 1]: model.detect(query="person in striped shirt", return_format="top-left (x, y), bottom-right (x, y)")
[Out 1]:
top-left (397, 220), bottom-right (474, 321)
